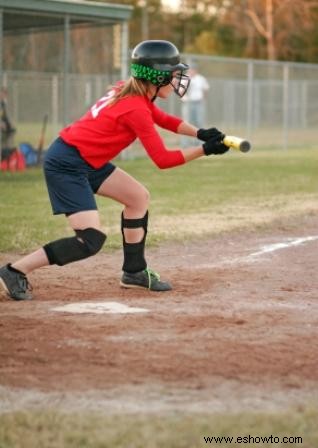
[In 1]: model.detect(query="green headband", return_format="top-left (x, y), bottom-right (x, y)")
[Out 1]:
top-left (131, 63), bottom-right (171, 85)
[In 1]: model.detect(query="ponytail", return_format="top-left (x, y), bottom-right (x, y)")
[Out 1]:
top-left (108, 78), bottom-right (149, 106)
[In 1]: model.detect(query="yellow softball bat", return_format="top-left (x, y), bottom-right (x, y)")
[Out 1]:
top-left (223, 135), bottom-right (251, 153)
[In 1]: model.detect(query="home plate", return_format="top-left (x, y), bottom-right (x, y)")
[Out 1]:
top-left (52, 301), bottom-right (149, 314)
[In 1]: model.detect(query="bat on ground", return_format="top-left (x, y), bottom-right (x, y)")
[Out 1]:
top-left (37, 113), bottom-right (48, 165)
top-left (223, 135), bottom-right (251, 153)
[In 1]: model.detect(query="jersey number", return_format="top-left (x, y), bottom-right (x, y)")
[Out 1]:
top-left (91, 91), bottom-right (114, 118)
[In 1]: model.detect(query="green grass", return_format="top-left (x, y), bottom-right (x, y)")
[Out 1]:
top-left (1, 148), bottom-right (318, 446)
top-left (0, 148), bottom-right (317, 253)
top-left (0, 407), bottom-right (317, 447)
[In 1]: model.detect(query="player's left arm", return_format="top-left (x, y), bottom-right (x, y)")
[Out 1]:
top-left (123, 109), bottom-right (185, 169)
top-left (177, 120), bottom-right (198, 138)
top-left (151, 103), bottom-right (184, 133)
top-left (152, 102), bottom-right (212, 140)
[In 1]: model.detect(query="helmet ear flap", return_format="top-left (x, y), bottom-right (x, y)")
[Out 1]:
top-left (156, 74), bottom-right (166, 83)
top-left (156, 74), bottom-right (171, 85)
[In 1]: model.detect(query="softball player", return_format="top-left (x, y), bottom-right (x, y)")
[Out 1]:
top-left (0, 40), bottom-right (228, 301)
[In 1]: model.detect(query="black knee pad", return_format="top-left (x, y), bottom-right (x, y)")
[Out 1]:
top-left (121, 211), bottom-right (148, 241)
top-left (43, 228), bottom-right (106, 266)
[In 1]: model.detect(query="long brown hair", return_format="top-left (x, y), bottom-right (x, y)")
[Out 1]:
top-left (108, 77), bottom-right (150, 106)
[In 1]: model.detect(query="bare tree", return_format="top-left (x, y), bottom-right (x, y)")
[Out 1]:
top-left (246, 0), bottom-right (275, 59)
top-left (245, 0), bottom-right (318, 60)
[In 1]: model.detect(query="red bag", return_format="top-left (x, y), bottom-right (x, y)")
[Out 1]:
top-left (0, 148), bottom-right (26, 171)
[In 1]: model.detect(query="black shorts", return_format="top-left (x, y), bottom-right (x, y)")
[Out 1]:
top-left (44, 137), bottom-right (116, 215)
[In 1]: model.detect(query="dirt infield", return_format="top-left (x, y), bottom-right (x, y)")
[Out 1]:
top-left (1, 214), bottom-right (318, 414)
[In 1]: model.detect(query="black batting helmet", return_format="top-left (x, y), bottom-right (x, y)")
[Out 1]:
top-left (131, 40), bottom-right (190, 98)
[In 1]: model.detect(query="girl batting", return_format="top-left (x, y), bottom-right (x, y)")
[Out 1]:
top-left (0, 40), bottom-right (228, 300)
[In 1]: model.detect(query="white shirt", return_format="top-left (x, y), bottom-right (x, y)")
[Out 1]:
top-left (184, 73), bottom-right (210, 101)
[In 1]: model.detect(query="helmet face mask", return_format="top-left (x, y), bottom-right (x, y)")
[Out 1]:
top-left (171, 72), bottom-right (191, 98)
top-left (131, 40), bottom-right (190, 98)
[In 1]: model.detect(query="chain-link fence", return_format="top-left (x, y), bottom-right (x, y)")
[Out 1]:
top-left (163, 54), bottom-right (318, 151)
top-left (2, 55), bottom-right (318, 156)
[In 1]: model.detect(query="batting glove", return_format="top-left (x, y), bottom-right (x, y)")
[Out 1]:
top-left (197, 127), bottom-right (224, 142)
top-left (202, 135), bottom-right (229, 155)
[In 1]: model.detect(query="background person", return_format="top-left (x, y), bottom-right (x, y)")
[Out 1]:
top-left (0, 87), bottom-right (16, 149)
top-left (0, 40), bottom-right (228, 301)
top-left (181, 65), bottom-right (210, 147)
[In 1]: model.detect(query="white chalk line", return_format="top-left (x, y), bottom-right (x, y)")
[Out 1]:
top-left (198, 235), bottom-right (318, 269)
top-left (247, 235), bottom-right (318, 258)
top-left (50, 236), bottom-right (318, 313)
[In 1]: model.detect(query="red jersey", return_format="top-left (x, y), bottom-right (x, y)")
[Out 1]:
top-left (60, 88), bottom-right (185, 169)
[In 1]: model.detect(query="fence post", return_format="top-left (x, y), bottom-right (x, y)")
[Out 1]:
top-left (0, 9), bottom-right (3, 165)
top-left (282, 63), bottom-right (289, 150)
top-left (121, 21), bottom-right (129, 81)
top-left (52, 74), bottom-right (59, 137)
top-left (247, 61), bottom-right (254, 140)
top-left (63, 15), bottom-right (70, 126)
top-left (301, 80), bottom-right (308, 129)
top-left (119, 21), bottom-right (130, 160)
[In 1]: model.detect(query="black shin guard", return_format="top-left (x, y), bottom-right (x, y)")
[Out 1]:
top-left (121, 211), bottom-right (148, 273)
top-left (43, 228), bottom-right (106, 266)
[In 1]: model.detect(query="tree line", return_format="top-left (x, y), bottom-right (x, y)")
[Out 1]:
top-left (110, 0), bottom-right (318, 62)
top-left (4, 0), bottom-right (318, 74)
